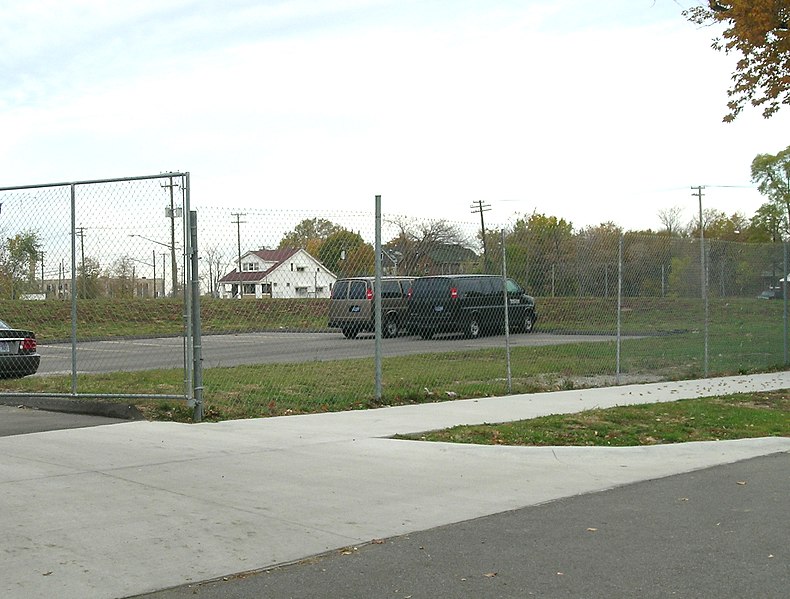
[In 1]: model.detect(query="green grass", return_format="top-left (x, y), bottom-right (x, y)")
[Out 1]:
top-left (3, 295), bottom-right (783, 341)
top-left (0, 297), bottom-right (331, 341)
top-left (395, 391), bottom-right (790, 446)
top-left (2, 334), bottom-right (787, 422)
top-left (1, 296), bottom-right (788, 422)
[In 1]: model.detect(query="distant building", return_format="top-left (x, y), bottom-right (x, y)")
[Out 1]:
top-left (218, 248), bottom-right (336, 299)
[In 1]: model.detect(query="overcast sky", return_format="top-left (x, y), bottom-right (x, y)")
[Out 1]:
top-left (3, 0), bottom-right (790, 234)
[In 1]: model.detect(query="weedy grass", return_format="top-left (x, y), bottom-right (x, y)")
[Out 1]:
top-left (395, 391), bottom-right (790, 446)
top-left (3, 334), bottom-right (787, 422)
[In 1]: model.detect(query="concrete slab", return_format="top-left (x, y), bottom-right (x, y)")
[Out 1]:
top-left (1, 373), bottom-right (788, 598)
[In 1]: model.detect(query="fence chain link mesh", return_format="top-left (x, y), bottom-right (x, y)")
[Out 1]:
top-left (0, 192), bottom-right (786, 421)
top-left (0, 174), bottom-right (197, 414)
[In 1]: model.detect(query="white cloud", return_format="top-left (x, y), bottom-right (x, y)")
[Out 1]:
top-left (2, 0), bottom-right (789, 234)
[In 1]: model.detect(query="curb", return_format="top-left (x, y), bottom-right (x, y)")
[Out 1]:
top-left (0, 397), bottom-right (146, 420)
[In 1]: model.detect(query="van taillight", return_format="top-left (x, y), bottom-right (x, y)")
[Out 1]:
top-left (450, 287), bottom-right (458, 299)
top-left (366, 288), bottom-right (373, 300)
top-left (21, 337), bottom-right (36, 352)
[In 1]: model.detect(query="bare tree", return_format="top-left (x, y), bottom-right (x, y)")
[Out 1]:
top-left (385, 217), bottom-right (474, 275)
top-left (202, 245), bottom-right (231, 297)
top-left (657, 206), bottom-right (684, 236)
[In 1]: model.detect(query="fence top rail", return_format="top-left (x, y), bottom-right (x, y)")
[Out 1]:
top-left (0, 171), bottom-right (188, 192)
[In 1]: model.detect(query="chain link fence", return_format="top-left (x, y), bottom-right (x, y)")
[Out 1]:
top-left (0, 173), bottom-right (202, 414)
top-left (192, 206), bottom-right (789, 421)
top-left (0, 188), bottom-right (786, 422)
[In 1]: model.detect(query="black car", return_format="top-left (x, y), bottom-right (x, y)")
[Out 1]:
top-left (0, 319), bottom-right (40, 378)
top-left (407, 274), bottom-right (537, 339)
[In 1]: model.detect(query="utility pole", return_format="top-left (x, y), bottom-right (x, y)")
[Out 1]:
top-left (692, 185), bottom-right (708, 377)
top-left (161, 177), bottom-right (180, 296)
top-left (470, 200), bottom-right (492, 273)
top-left (232, 212), bottom-right (246, 299)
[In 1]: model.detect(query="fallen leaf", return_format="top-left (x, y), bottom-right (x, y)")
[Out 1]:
top-left (42, 572), bottom-right (53, 577)
top-left (586, 528), bottom-right (598, 532)
top-left (372, 539), bottom-right (385, 545)
top-left (557, 572), bottom-right (564, 576)
top-left (736, 481), bottom-right (747, 486)
top-left (484, 572), bottom-right (497, 578)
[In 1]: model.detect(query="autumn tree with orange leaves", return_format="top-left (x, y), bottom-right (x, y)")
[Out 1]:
top-left (684, 1), bottom-right (790, 121)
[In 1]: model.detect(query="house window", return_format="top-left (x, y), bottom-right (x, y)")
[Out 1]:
top-left (244, 262), bottom-right (259, 272)
top-left (242, 283), bottom-right (256, 294)
top-left (296, 266), bottom-right (306, 272)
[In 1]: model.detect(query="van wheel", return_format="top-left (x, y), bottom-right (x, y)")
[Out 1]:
top-left (522, 311), bottom-right (535, 334)
top-left (383, 317), bottom-right (398, 338)
top-left (342, 327), bottom-right (358, 339)
top-left (464, 315), bottom-right (481, 339)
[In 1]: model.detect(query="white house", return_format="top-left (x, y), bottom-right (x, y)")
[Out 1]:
top-left (218, 247), bottom-right (336, 299)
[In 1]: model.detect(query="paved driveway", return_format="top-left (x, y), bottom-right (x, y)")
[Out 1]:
top-left (0, 405), bottom-right (125, 437)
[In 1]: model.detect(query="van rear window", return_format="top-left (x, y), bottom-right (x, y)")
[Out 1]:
top-left (410, 278), bottom-right (451, 298)
top-left (348, 281), bottom-right (368, 300)
top-left (330, 282), bottom-right (348, 300)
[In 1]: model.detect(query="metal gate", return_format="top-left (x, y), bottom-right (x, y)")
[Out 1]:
top-left (0, 173), bottom-right (203, 421)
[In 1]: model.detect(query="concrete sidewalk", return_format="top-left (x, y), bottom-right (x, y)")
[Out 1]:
top-left (1, 373), bottom-right (789, 599)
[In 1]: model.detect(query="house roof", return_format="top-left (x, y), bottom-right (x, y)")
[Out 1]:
top-left (250, 248), bottom-right (300, 263)
top-left (218, 247), bottom-right (314, 283)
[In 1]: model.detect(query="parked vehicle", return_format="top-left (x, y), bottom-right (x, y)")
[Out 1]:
top-left (0, 319), bottom-right (40, 378)
top-left (757, 288), bottom-right (784, 300)
top-left (407, 274), bottom-right (537, 339)
top-left (328, 277), bottom-right (413, 339)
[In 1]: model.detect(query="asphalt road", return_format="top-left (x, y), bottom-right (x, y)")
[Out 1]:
top-left (133, 452), bottom-right (790, 599)
top-left (0, 404), bottom-right (126, 437)
top-left (36, 331), bottom-right (621, 374)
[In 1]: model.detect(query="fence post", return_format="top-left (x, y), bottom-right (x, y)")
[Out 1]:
top-left (699, 198), bottom-right (709, 377)
top-left (70, 183), bottom-right (78, 395)
top-left (374, 195), bottom-right (382, 402)
top-left (616, 233), bottom-right (623, 384)
top-left (784, 242), bottom-right (788, 366)
top-left (502, 230), bottom-right (512, 393)
top-left (190, 206), bottom-right (204, 422)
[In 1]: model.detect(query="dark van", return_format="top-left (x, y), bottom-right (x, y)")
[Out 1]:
top-left (407, 274), bottom-right (537, 339)
top-left (328, 277), bottom-right (413, 338)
